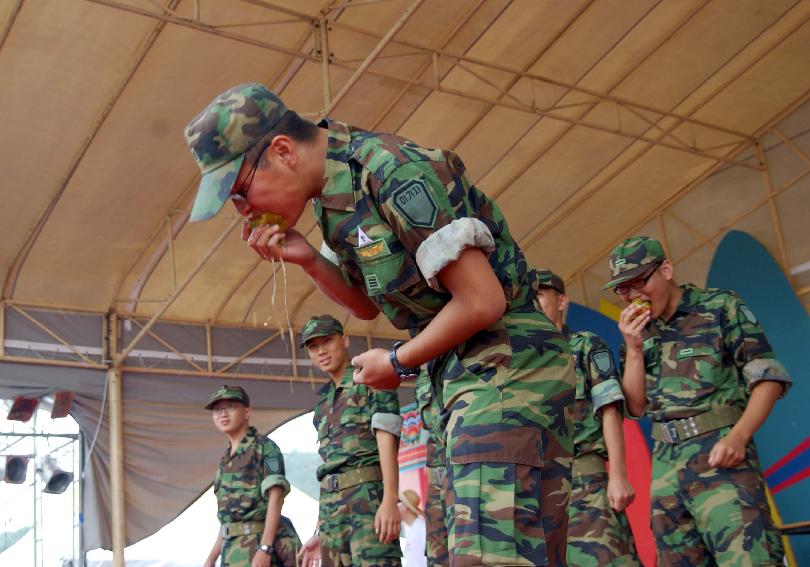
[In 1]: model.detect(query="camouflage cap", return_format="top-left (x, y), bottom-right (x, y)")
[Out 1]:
top-left (299, 315), bottom-right (343, 347)
top-left (184, 83), bottom-right (288, 222)
top-left (535, 268), bottom-right (566, 294)
top-left (603, 236), bottom-right (666, 290)
top-left (205, 385), bottom-right (250, 410)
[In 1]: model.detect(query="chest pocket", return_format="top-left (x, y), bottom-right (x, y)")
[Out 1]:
top-left (667, 344), bottom-right (722, 395)
top-left (355, 238), bottom-right (422, 299)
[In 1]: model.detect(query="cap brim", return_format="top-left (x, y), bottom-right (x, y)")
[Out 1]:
top-left (189, 153), bottom-right (246, 222)
top-left (299, 331), bottom-right (334, 348)
top-left (601, 264), bottom-right (652, 290)
top-left (205, 395), bottom-right (247, 409)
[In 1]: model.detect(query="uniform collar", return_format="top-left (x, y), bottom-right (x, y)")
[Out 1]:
top-left (223, 425), bottom-right (257, 460)
top-left (673, 283), bottom-right (701, 315)
top-left (561, 324), bottom-right (573, 340)
top-left (317, 119), bottom-right (356, 213)
top-left (317, 366), bottom-right (355, 406)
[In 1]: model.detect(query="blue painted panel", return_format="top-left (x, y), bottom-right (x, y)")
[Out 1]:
top-left (707, 230), bottom-right (810, 563)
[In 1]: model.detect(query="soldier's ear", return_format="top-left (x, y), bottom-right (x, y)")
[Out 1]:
top-left (342, 334), bottom-right (350, 350)
top-left (268, 135), bottom-right (296, 168)
top-left (559, 293), bottom-right (569, 312)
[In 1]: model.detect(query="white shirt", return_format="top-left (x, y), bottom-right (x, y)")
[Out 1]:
top-left (401, 516), bottom-right (427, 567)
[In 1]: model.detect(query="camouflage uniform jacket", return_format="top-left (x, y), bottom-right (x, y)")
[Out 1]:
top-left (415, 370), bottom-right (445, 469)
top-left (214, 426), bottom-right (291, 525)
top-left (634, 284), bottom-right (791, 423)
top-left (314, 119), bottom-right (537, 335)
top-left (313, 366), bottom-right (402, 481)
top-left (563, 325), bottom-right (625, 460)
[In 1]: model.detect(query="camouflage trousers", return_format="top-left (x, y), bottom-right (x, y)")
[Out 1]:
top-left (319, 479), bottom-right (402, 566)
top-left (221, 515), bottom-right (301, 567)
top-left (566, 470), bottom-right (640, 567)
top-left (436, 305), bottom-right (575, 566)
top-left (425, 465), bottom-right (450, 566)
top-left (651, 427), bottom-right (784, 566)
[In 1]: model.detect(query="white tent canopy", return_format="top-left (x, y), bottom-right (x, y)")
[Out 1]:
top-left (2, 0), bottom-right (809, 562)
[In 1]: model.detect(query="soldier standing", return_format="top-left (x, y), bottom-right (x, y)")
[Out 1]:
top-left (415, 370), bottom-right (449, 567)
top-left (605, 236), bottom-right (791, 566)
top-left (185, 83), bottom-right (575, 566)
top-left (296, 315), bottom-right (403, 567)
top-left (204, 385), bottom-right (301, 567)
top-left (534, 270), bottom-right (640, 567)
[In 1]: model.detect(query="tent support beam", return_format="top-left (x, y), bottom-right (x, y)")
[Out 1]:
top-left (369, 0), bottom-right (489, 130)
top-left (756, 142), bottom-right (791, 275)
top-left (318, 13), bottom-right (331, 109)
top-left (771, 126), bottom-right (810, 166)
top-left (3, 0), bottom-right (181, 301)
top-left (319, 0), bottom-right (425, 117)
top-left (9, 304), bottom-right (96, 365)
top-left (82, 0), bottom-right (755, 167)
top-left (0, 0), bottom-right (23, 55)
top-left (108, 367), bottom-right (125, 567)
top-left (217, 329), bottom-right (283, 373)
top-left (243, 0), bottom-right (752, 140)
top-left (116, 217), bottom-right (241, 365)
top-left (566, 85), bottom-right (810, 287)
top-left (128, 318), bottom-right (206, 372)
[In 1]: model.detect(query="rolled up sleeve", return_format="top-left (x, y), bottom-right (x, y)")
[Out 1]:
top-left (415, 218), bottom-right (495, 291)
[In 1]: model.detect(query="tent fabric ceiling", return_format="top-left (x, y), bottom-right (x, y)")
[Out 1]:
top-left (2, 0), bottom-right (809, 343)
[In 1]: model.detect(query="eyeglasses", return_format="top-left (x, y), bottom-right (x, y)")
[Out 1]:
top-left (211, 402), bottom-right (243, 416)
top-left (613, 263), bottom-right (661, 295)
top-left (229, 139), bottom-right (269, 211)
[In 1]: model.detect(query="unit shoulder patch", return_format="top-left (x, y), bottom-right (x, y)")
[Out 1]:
top-left (390, 179), bottom-right (438, 229)
top-left (264, 452), bottom-right (282, 475)
top-left (591, 349), bottom-right (614, 375)
top-left (739, 304), bottom-right (758, 325)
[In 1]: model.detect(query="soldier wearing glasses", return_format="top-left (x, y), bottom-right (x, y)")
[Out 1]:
top-left (606, 236), bottom-right (790, 566)
top-left (204, 386), bottom-right (301, 567)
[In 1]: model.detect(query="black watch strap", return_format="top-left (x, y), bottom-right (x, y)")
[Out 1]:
top-left (389, 341), bottom-right (420, 381)
top-left (259, 544), bottom-right (272, 555)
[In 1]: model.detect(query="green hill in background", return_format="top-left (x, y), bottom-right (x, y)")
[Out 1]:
top-left (0, 526), bottom-right (31, 554)
top-left (283, 450), bottom-right (322, 500)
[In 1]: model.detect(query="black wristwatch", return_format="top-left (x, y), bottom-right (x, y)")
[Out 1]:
top-left (259, 544), bottom-right (272, 555)
top-left (389, 341), bottom-right (420, 381)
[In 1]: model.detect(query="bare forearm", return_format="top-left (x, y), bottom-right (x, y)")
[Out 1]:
top-left (601, 404), bottom-right (628, 477)
top-left (207, 533), bottom-right (223, 563)
top-left (261, 487), bottom-right (284, 547)
top-left (730, 381), bottom-right (783, 444)
top-left (621, 348), bottom-right (647, 417)
top-left (302, 255), bottom-right (380, 320)
top-left (396, 248), bottom-right (505, 368)
top-left (376, 430), bottom-right (400, 504)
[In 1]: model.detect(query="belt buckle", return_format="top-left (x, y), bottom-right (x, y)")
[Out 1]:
top-left (220, 524), bottom-right (228, 538)
top-left (325, 474), bottom-right (338, 492)
top-left (242, 523), bottom-right (251, 535)
top-left (662, 421), bottom-right (679, 443)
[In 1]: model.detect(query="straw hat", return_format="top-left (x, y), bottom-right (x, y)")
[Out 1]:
top-left (400, 489), bottom-right (423, 516)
